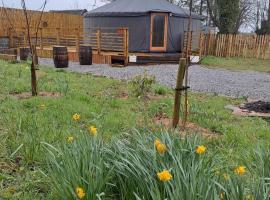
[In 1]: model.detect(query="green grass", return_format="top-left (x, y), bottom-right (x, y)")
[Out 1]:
top-left (0, 60), bottom-right (269, 199)
top-left (201, 56), bottom-right (270, 72)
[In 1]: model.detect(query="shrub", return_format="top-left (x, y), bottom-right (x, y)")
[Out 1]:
top-left (154, 85), bottom-right (167, 95)
top-left (129, 71), bottom-right (155, 97)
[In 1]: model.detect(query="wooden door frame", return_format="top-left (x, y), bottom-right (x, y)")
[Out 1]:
top-left (150, 12), bottom-right (168, 52)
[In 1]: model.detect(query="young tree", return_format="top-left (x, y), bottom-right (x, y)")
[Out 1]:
top-left (21, 0), bottom-right (47, 96)
top-left (1, 0), bottom-right (47, 96)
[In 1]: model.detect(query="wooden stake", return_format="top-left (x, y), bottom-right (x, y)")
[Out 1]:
top-left (57, 28), bottom-right (60, 45)
top-left (97, 29), bottom-right (101, 55)
top-left (76, 28), bottom-right (80, 52)
top-left (183, 0), bottom-right (193, 127)
top-left (172, 58), bottom-right (186, 128)
top-left (8, 28), bottom-right (12, 48)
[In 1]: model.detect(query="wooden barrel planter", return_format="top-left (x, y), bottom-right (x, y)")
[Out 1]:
top-left (53, 46), bottom-right (68, 68)
top-left (79, 45), bottom-right (92, 65)
top-left (20, 47), bottom-right (31, 61)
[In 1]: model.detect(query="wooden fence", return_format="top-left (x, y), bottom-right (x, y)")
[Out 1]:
top-left (2, 28), bottom-right (128, 54)
top-left (0, 27), bottom-right (129, 64)
top-left (0, 7), bottom-right (83, 38)
top-left (188, 33), bottom-right (270, 60)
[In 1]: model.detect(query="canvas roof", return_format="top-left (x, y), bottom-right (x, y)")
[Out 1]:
top-left (85, 0), bottom-right (204, 19)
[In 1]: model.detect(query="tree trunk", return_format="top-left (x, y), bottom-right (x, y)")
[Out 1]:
top-left (268, 0), bottom-right (270, 21)
top-left (200, 0), bottom-right (204, 15)
top-left (31, 60), bottom-right (38, 96)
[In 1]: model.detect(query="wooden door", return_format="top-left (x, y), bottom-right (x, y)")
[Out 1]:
top-left (150, 13), bottom-right (168, 52)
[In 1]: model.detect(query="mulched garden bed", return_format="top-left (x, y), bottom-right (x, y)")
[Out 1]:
top-left (240, 101), bottom-right (270, 113)
top-left (226, 100), bottom-right (270, 118)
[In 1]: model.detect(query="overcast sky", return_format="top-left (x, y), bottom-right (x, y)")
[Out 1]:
top-left (1, 0), bottom-right (108, 11)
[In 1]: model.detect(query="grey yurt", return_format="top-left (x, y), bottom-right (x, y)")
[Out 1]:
top-left (84, 0), bottom-right (204, 54)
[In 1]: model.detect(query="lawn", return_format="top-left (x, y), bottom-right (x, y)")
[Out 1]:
top-left (0, 60), bottom-right (270, 199)
top-left (201, 56), bottom-right (270, 72)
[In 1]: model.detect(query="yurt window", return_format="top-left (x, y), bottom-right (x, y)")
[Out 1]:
top-left (150, 13), bottom-right (168, 52)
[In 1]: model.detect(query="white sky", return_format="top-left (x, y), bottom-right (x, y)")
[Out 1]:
top-left (1, 0), bottom-right (108, 11)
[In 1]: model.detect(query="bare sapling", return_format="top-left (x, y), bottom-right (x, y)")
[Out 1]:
top-left (1, 0), bottom-right (47, 96)
top-left (21, 0), bottom-right (47, 96)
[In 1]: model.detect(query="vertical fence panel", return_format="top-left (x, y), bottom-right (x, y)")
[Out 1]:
top-left (199, 33), bottom-right (270, 60)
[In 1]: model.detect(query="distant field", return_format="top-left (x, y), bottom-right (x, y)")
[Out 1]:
top-left (201, 56), bottom-right (270, 72)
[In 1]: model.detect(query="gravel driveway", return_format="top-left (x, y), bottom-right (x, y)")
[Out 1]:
top-left (40, 58), bottom-right (270, 101)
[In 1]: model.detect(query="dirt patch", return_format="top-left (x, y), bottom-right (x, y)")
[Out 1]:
top-left (118, 92), bottom-right (129, 99)
top-left (117, 93), bottom-right (168, 101)
top-left (154, 114), bottom-right (217, 138)
top-left (10, 91), bottom-right (61, 99)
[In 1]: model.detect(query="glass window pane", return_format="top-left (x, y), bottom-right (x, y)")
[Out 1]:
top-left (152, 15), bottom-right (165, 47)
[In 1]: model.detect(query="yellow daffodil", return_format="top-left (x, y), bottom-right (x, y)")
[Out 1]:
top-left (156, 143), bottom-right (167, 154)
top-left (72, 113), bottom-right (81, 121)
top-left (154, 139), bottom-right (167, 154)
top-left (220, 192), bottom-right (224, 199)
top-left (88, 126), bottom-right (97, 136)
top-left (76, 187), bottom-right (85, 199)
top-left (40, 104), bottom-right (46, 109)
top-left (245, 194), bottom-right (255, 200)
top-left (196, 145), bottom-right (206, 154)
top-left (223, 173), bottom-right (229, 180)
top-left (154, 139), bottom-right (161, 146)
top-left (234, 166), bottom-right (246, 175)
top-left (157, 170), bottom-right (172, 182)
top-left (67, 136), bottom-right (74, 143)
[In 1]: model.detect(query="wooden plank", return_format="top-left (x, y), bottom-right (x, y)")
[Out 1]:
top-left (0, 53), bottom-right (17, 61)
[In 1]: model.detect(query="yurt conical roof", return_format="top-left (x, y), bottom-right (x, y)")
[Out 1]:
top-left (85, 0), bottom-right (203, 19)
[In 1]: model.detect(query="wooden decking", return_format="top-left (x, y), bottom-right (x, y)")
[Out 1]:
top-left (130, 52), bottom-right (181, 64)
top-left (35, 47), bottom-right (181, 65)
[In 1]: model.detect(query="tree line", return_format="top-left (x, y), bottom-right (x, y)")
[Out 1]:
top-left (106, 0), bottom-right (269, 34)
top-left (168, 0), bottom-right (270, 34)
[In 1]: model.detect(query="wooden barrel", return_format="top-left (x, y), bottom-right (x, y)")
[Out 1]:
top-left (20, 47), bottom-right (30, 61)
top-left (79, 45), bottom-right (92, 65)
top-left (53, 46), bottom-right (68, 68)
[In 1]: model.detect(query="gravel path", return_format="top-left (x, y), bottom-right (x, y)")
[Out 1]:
top-left (40, 58), bottom-right (270, 101)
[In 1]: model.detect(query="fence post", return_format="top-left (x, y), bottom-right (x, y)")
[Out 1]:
top-left (40, 28), bottom-right (43, 50)
top-left (24, 28), bottom-right (27, 47)
top-left (199, 32), bottom-right (203, 58)
top-left (96, 28), bottom-right (101, 55)
top-left (57, 28), bottom-right (60, 45)
top-left (227, 34), bottom-right (233, 57)
top-left (8, 28), bottom-right (14, 48)
top-left (76, 28), bottom-right (80, 52)
top-left (123, 28), bottom-right (129, 66)
top-left (172, 58), bottom-right (187, 128)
